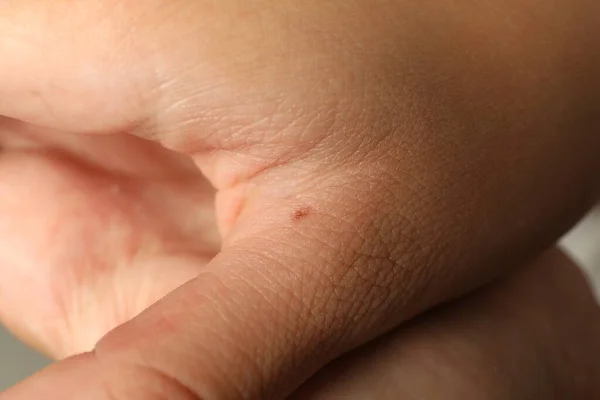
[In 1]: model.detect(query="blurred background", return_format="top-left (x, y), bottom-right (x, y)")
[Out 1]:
top-left (0, 208), bottom-right (598, 389)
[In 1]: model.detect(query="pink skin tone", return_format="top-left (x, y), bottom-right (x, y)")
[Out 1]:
top-left (0, 1), bottom-right (598, 398)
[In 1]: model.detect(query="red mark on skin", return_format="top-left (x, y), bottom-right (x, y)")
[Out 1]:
top-left (292, 206), bottom-right (312, 222)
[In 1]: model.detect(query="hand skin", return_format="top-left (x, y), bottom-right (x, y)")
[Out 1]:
top-left (292, 248), bottom-right (600, 399)
top-left (0, 1), bottom-right (598, 399)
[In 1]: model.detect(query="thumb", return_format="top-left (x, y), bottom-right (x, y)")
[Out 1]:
top-left (0, 181), bottom-right (419, 399)
top-left (2, 1), bottom-right (600, 399)
top-left (1, 2), bottom-right (414, 399)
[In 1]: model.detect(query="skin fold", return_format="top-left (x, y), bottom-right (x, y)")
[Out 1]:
top-left (0, 1), bottom-right (598, 398)
top-left (292, 249), bottom-right (600, 399)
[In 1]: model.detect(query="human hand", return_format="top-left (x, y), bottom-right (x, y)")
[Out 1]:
top-left (292, 248), bottom-right (600, 399)
top-left (0, 1), bottom-right (598, 398)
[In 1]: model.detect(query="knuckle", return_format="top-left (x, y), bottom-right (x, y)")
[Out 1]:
top-left (95, 357), bottom-right (206, 400)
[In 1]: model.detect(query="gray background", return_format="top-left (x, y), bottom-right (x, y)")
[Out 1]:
top-left (0, 329), bottom-right (48, 388)
top-left (0, 208), bottom-right (598, 389)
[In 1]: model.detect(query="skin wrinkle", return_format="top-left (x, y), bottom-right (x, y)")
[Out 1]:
top-left (291, 249), bottom-right (600, 399)
top-left (230, 206), bottom-right (397, 366)
top-left (101, 276), bottom-right (249, 398)
top-left (213, 253), bottom-right (325, 397)
top-left (230, 251), bottom-right (319, 367)
top-left (0, 1), bottom-right (598, 399)
top-left (94, 352), bottom-right (205, 400)
top-left (290, 186), bottom-right (423, 345)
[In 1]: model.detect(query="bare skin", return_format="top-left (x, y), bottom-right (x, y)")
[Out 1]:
top-left (0, 1), bottom-right (598, 398)
top-left (292, 249), bottom-right (600, 399)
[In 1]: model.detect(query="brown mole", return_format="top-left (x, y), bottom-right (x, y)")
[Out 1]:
top-left (292, 206), bottom-right (312, 222)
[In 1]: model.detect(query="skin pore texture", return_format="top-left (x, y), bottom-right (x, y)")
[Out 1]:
top-left (0, 1), bottom-right (598, 399)
top-left (292, 249), bottom-right (600, 399)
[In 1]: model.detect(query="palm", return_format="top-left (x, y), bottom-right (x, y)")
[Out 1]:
top-left (0, 119), bottom-right (220, 358)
